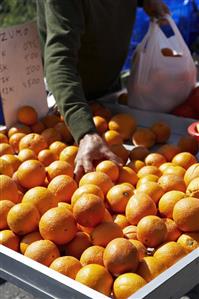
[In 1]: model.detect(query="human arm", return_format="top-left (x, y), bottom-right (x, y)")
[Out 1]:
top-left (40, 0), bottom-right (97, 143)
top-left (38, 1), bottom-right (122, 179)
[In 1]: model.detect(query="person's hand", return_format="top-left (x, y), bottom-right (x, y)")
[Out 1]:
top-left (74, 133), bottom-right (123, 182)
top-left (143, 0), bottom-right (170, 19)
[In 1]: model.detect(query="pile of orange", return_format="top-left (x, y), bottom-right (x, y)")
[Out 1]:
top-left (0, 104), bottom-right (199, 298)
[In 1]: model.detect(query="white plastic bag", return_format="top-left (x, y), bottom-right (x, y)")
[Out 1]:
top-left (127, 15), bottom-right (197, 112)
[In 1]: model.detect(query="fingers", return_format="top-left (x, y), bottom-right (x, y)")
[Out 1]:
top-left (83, 159), bottom-right (95, 173)
top-left (74, 158), bottom-right (95, 182)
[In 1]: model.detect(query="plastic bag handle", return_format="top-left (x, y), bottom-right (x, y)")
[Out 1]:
top-left (163, 14), bottom-right (186, 46)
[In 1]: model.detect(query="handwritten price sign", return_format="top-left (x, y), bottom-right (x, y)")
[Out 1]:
top-left (0, 22), bottom-right (48, 127)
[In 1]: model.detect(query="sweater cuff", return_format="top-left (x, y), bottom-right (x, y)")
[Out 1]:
top-left (66, 108), bottom-right (97, 144)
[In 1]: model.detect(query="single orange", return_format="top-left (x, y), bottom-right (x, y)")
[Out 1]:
top-left (93, 116), bottom-right (108, 135)
top-left (113, 273), bottom-right (146, 299)
top-left (8, 125), bottom-right (31, 138)
top-left (96, 160), bottom-right (119, 182)
top-left (22, 186), bottom-right (56, 215)
top-left (145, 153), bottom-right (166, 167)
top-left (0, 200), bottom-right (15, 230)
top-left (106, 184), bottom-right (134, 213)
top-left (157, 144), bottom-right (181, 161)
top-left (154, 241), bottom-right (185, 268)
top-left (137, 215), bottom-right (167, 248)
top-left (129, 239), bottom-right (147, 260)
top-left (7, 202), bottom-right (40, 235)
top-left (73, 193), bottom-right (105, 227)
top-left (54, 122), bottom-right (73, 143)
top-left (38, 149), bottom-right (57, 166)
top-left (59, 145), bottom-right (78, 165)
top-left (159, 162), bottom-right (174, 172)
top-left (63, 231), bottom-right (91, 259)
top-left (177, 233), bottom-right (199, 253)
top-left (137, 256), bottom-right (166, 282)
top-left (9, 133), bottom-right (26, 153)
top-left (24, 239), bottom-right (60, 266)
top-left (108, 113), bottom-right (136, 140)
top-left (126, 192), bottom-right (157, 225)
top-left (172, 152), bottom-right (197, 170)
top-left (137, 165), bottom-right (162, 178)
top-left (150, 121), bottom-right (171, 143)
top-left (103, 237), bottom-right (139, 276)
top-left (19, 133), bottom-right (48, 155)
top-left (173, 197), bottom-right (199, 232)
top-left (158, 174), bottom-right (186, 193)
top-left (184, 163), bottom-right (199, 186)
top-left (163, 218), bottom-right (182, 242)
top-left (1, 154), bottom-right (21, 172)
top-left (90, 222), bottom-right (123, 247)
top-left (113, 214), bottom-right (130, 229)
top-left (48, 174), bottom-right (77, 204)
top-left (90, 102), bottom-right (112, 121)
top-left (58, 202), bottom-right (72, 211)
top-left (186, 177), bottom-right (199, 198)
top-left (17, 105), bottom-right (38, 126)
top-left (102, 130), bottom-right (123, 146)
top-left (17, 148), bottom-right (37, 162)
top-left (50, 256), bottom-right (82, 279)
top-left (71, 184), bottom-right (104, 207)
top-left (132, 128), bottom-right (156, 149)
top-left (162, 165), bottom-right (186, 178)
top-left (41, 128), bottom-right (62, 146)
top-left (17, 160), bottom-right (46, 189)
top-left (136, 181), bottom-right (164, 204)
top-left (0, 133), bottom-right (8, 143)
top-left (177, 135), bottom-right (198, 155)
top-left (0, 158), bottom-right (14, 177)
top-left (158, 190), bottom-right (185, 218)
top-left (49, 141), bottom-right (67, 157)
top-left (136, 174), bottom-right (159, 188)
top-left (79, 171), bottom-right (113, 195)
top-left (41, 114), bottom-right (60, 128)
top-left (117, 166), bottom-right (138, 186)
top-left (75, 264), bottom-right (113, 296)
top-left (0, 143), bottom-right (14, 156)
top-left (80, 245), bottom-right (105, 266)
top-left (123, 225), bottom-right (138, 240)
top-left (12, 171), bottom-right (25, 193)
top-left (47, 160), bottom-right (73, 181)
top-left (0, 174), bottom-right (19, 203)
top-left (0, 229), bottom-right (19, 251)
top-left (31, 121), bottom-right (45, 134)
top-left (39, 206), bottom-right (77, 244)
top-left (20, 231), bottom-right (43, 254)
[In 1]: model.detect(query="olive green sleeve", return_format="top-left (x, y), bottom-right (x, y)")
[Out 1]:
top-left (42, 0), bottom-right (97, 143)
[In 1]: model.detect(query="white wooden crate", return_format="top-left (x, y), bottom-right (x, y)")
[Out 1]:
top-left (0, 105), bottom-right (199, 298)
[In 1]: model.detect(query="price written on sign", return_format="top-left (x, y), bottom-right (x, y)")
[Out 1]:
top-left (0, 22), bottom-right (48, 127)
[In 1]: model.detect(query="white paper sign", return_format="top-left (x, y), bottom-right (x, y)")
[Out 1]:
top-left (0, 21), bottom-right (48, 127)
